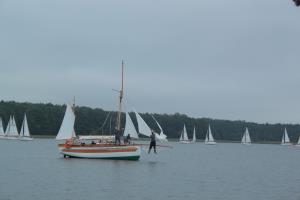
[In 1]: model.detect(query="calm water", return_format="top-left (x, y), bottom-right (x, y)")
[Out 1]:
top-left (0, 139), bottom-right (300, 200)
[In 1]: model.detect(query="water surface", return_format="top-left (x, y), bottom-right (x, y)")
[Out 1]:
top-left (0, 140), bottom-right (299, 200)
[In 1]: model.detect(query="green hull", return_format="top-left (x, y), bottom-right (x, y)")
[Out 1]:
top-left (63, 154), bottom-right (140, 161)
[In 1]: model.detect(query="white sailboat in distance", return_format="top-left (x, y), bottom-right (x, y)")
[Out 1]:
top-left (281, 128), bottom-right (291, 145)
top-left (5, 115), bottom-right (19, 140)
top-left (19, 114), bottom-right (33, 141)
top-left (192, 126), bottom-right (196, 143)
top-left (204, 125), bottom-right (216, 145)
top-left (0, 117), bottom-right (5, 139)
top-left (179, 124), bottom-right (191, 143)
top-left (241, 127), bottom-right (251, 145)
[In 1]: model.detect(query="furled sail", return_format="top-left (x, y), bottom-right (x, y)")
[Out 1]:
top-left (20, 114), bottom-right (30, 137)
top-left (123, 112), bottom-right (139, 139)
top-left (56, 104), bottom-right (76, 140)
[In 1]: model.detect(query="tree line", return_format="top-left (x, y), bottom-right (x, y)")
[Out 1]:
top-left (1, 100), bottom-right (300, 143)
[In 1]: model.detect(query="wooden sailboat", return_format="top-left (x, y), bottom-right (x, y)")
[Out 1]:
top-left (281, 128), bottom-right (291, 145)
top-left (19, 114), bottom-right (33, 141)
top-left (204, 125), bottom-right (216, 145)
top-left (241, 127), bottom-right (251, 145)
top-left (179, 124), bottom-right (191, 143)
top-left (5, 115), bottom-right (19, 140)
top-left (56, 62), bottom-right (141, 160)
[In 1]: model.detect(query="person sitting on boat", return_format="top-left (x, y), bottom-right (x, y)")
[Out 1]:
top-left (148, 130), bottom-right (157, 154)
top-left (125, 134), bottom-right (131, 145)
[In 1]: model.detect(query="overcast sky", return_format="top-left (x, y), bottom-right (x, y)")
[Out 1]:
top-left (0, 0), bottom-right (299, 124)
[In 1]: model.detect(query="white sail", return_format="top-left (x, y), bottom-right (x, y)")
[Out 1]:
top-left (192, 126), bottom-right (196, 142)
top-left (205, 125), bottom-right (216, 144)
top-left (56, 104), bottom-right (76, 140)
top-left (134, 111), bottom-right (151, 137)
top-left (183, 124), bottom-right (189, 141)
top-left (152, 116), bottom-right (168, 141)
top-left (20, 114), bottom-right (30, 137)
top-left (0, 117), bottom-right (4, 136)
top-left (297, 135), bottom-right (300, 145)
top-left (241, 127), bottom-right (251, 144)
top-left (5, 115), bottom-right (19, 137)
top-left (281, 128), bottom-right (291, 145)
top-left (123, 112), bottom-right (139, 139)
top-left (179, 132), bottom-right (183, 141)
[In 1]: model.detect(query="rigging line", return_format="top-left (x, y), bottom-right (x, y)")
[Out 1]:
top-left (99, 111), bottom-right (111, 132)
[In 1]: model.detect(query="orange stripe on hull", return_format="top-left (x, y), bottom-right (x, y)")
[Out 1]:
top-left (63, 147), bottom-right (138, 154)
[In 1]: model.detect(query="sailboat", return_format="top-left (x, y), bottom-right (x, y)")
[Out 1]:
top-left (179, 124), bottom-right (191, 143)
top-left (152, 115), bottom-right (168, 142)
top-left (5, 115), bottom-right (19, 140)
top-left (241, 127), bottom-right (251, 145)
top-left (123, 112), bottom-right (139, 139)
top-left (0, 117), bottom-right (5, 139)
top-left (19, 114), bottom-right (33, 141)
top-left (134, 111), bottom-right (166, 141)
top-left (204, 125), bottom-right (216, 145)
top-left (281, 128), bottom-right (291, 145)
top-left (56, 62), bottom-right (141, 160)
top-left (296, 135), bottom-right (300, 147)
top-left (191, 126), bottom-right (196, 143)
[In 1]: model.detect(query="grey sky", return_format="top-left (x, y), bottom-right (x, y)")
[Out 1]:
top-left (0, 0), bottom-right (299, 124)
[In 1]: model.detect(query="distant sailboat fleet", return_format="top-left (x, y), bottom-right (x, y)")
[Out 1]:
top-left (0, 114), bottom-right (33, 140)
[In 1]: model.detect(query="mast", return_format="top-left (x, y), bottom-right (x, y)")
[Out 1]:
top-left (116, 61), bottom-right (124, 131)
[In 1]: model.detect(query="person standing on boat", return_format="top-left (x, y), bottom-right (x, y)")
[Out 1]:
top-left (115, 128), bottom-right (121, 145)
top-left (148, 130), bottom-right (157, 154)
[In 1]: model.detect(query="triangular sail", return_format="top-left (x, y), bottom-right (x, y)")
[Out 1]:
top-left (182, 124), bottom-right (189, 141)
top-left (242, 127), bottom-right (251, 144)
top-left (297, 135), bottom-right (300, 145)
top-left (20, 114), bottom-right (30, 137)
top-left (134, 111), bottom-right (151, 137)
top-left (179, 133), bottom-right (183, 141)
top-left (56, 104), bottom-right (76, 140)
top-left (281, 128), bottom-right (290, 144)
top-left (0, 117), bottom-right (4, 136)
top-left (152, 116), bottom-right (168, 141)
top-left (192, 126), bottom-right (196, 142)
top-left (123, 112), bottom-right (139, 139)
top-left (205, 125), bottom-right (215, 142)
top-left (6, 115), bottom-right (19, 136)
